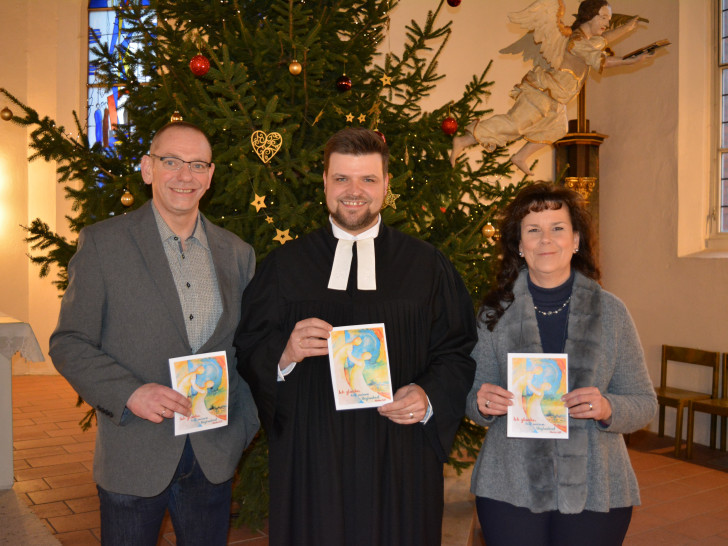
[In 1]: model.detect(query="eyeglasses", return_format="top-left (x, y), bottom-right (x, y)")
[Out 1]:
top-left (149, 154), bottom-right (212, 174)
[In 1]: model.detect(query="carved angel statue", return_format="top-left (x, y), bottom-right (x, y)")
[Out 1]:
top-left (450, 0), bottom-right (654, 176)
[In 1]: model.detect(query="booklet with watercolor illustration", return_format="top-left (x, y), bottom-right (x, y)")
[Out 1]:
top-left (507, 353), bottom-right (568, 439)
top-left (327, 323), bottom-right (394, 410)
top-left (169, 350), bottom-right (229, 435)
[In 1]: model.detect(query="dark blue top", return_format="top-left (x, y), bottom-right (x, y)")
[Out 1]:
top-left (527, 269), bottom-right (575, 353)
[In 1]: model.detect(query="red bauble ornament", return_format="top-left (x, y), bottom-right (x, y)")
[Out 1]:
top-left (441, 116), bottom-right (458, 135)
top-left (447, 0), bottom-right (462, 6)
top-left (336, 74), bottom-right (352, 92)
top-left (374, 130), bottom-right (386, 143)
top-left (189, 54), bottom-right (210, 76)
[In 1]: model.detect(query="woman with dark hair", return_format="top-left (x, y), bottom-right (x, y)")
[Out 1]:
top-left (467, 183), bottom-right (656, 545)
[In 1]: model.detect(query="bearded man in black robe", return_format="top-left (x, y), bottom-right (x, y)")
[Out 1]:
top-left (234, 127), bottom-right (477, 546)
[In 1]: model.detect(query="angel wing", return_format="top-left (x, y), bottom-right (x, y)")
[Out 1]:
top-left (499, 0), bottom-right (571, 70)
top-left (499, 33), bottom-right (550, 69)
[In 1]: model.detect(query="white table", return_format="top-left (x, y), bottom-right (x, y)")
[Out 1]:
top-left (0, 315), bottom-right (44, 489)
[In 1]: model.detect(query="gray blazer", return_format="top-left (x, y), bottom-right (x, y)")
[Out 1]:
top-left (466, 271), bottom-right (657, 513)
top-left (50, 201), bottom-right (259, 497)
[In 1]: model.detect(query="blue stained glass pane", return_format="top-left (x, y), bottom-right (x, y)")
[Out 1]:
top-left (88, 11), bottom-right (149, 86)
top-left (87, 85), bottom-right (129, 148)
top-left (88, 2), bottom-right (153, 149)
top-left (89, 0), bottom-right (150, 7)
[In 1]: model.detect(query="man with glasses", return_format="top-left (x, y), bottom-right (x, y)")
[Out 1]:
top-left (50, 121), bottom-right (259, 545)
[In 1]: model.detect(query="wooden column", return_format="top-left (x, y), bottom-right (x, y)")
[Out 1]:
top-left (553, 86), bottom-right (606, 231)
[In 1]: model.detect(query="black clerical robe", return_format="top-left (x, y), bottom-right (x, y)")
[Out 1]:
top-left (234, 224), bottom-right (477, 546)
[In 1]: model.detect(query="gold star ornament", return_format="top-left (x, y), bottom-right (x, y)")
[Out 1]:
top-left (357, 113), bottom-right (366, 123)
top-left (273, 229), bottom-right (293, 245)
top-left (345, 113), bottom-right (354, 122)
top-left (382, 184), bottom-right (400, 210)
top-left (251, 194), bottom-right (267, 212)
top-left (380, 74), bottom-right (392, 86)
top-left (265, 216), bottom-right (274, 224)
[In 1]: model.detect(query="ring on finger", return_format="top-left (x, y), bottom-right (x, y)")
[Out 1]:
top-left (409, 412), bottom-right (414, 419)
top-left (485, 400), bottom-right (490, 408)
top-left (588, 402), bottom-right (593, 411)
top-left (161, 409), bottom-right (167, 417)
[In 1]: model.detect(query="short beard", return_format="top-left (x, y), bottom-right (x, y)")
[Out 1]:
top-left (329, 208), bottom-right (379, 234)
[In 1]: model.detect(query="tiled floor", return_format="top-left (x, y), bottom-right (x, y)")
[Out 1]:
top-left (11, 374), bottom-right (268, 545)
top-left (11, 374), bottom-right (728, 545)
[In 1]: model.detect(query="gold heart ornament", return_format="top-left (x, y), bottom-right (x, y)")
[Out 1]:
top-left (251, 130), bottom-right (283, 164)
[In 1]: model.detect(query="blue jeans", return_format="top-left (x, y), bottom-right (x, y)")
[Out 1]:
top-left (98, 437), bottom-right (232, 546)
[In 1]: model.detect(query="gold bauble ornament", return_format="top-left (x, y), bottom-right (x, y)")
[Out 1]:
top-left (0, 107), bottom-right (12, 121)
top-left (288, 60), bottom-right (302, 75)
top-left (481, 222), bottom-right (495, 238)
top-left (121, 191), bottom-right (134, 207)
top-left (170, 111), bottom-right (184, 122)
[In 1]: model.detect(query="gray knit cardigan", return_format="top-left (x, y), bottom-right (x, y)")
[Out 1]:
top-left (466, 270), bottom-right (657, 514)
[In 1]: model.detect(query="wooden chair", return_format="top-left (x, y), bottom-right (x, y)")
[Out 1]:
top-left (655, 345), bottom-right (720, 457)
top-left (686, 354), bottom-right (728, 459)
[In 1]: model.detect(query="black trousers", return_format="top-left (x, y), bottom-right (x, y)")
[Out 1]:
top-left (476, 496), bottom-right (633, 546)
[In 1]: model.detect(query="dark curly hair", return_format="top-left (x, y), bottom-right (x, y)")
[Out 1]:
top-left (571, 0), bottom-right (610, 31)
top-left (480, 182), bottom-right (600, 331)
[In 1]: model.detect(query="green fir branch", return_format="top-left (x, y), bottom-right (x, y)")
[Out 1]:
top-left (6, 0), bottom-right (531, 527)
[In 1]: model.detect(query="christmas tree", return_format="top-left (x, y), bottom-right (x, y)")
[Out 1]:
top-left (1, 0), bottom-right (525, 528)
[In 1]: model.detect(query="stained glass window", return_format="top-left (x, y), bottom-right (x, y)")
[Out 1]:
top-left (87, 0), bottom-right (151, 148)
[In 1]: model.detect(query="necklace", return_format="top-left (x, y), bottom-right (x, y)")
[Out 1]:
top-left (533, 296), bottom-right (571, 317)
